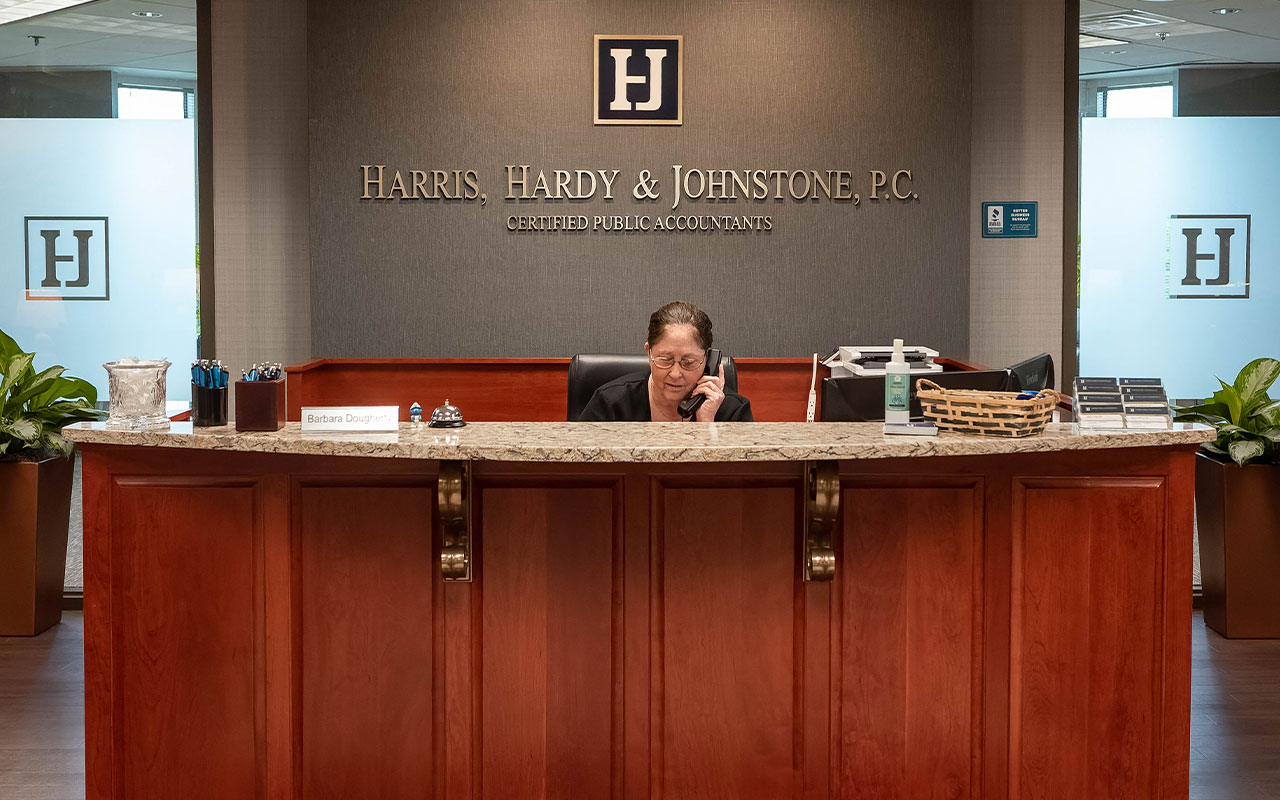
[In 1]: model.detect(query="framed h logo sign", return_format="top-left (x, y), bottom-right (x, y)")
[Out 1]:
top-left (24, 216), bottom-right (110, 301)
top-left (1167, 214), bottom-right (1250, 299)
top-left (594, 35), bottom-right (682, 125)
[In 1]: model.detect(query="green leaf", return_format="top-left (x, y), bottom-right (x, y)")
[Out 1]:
top-left (1259, 428), bottom-right (1280, 444)
top-left (1234, 358), bottom-right (1280, 410)
top-left (0, 417), bottom-right (41, 444)
top-left (0, 328), bottom-right (20, 360)
top-left (0, 351), bottom-right (34, 399)
top-left (1173, 402), bottom-right (1230, 424)
top-left (36, 429), bottom-right (73, 457)
top-left (1177, 412), bottom-right (1228, 427)
top-left (0, 329), bottom-right (101, 457)
top-left (5, 365), bottom-right (64, 411)
top-left (1213, 380), bottom-right (1244, 426)
top-left (1250, 398), bottom-right (1280, 419)
top-left (33, 375), bottom-right (97, 408)
top-left (1203, 441), bottom-right (1228, 456)
top-left (1228, 438), bottom-right (1266, 466)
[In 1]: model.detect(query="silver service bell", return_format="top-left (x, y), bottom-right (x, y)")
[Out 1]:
top-left (429, 398), bottom-right (466, 428)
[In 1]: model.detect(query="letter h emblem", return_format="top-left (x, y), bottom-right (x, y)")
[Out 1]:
top-left (594, 36), bottom-right (682, 125)
top-left (1167, 215), bottom-right (1250, 299)
top-left (25, 216), bottom-right (110, 301)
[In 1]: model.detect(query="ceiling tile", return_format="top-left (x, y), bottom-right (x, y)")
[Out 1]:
top-left (61, 0), bottom-right (196, 25)
top-left (117, 49), bottom-right (193, 72)
top-left (1169, 30), bottom-right (1280, 60)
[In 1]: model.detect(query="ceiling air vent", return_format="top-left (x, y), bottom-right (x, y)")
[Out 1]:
top-left (1080, 9), bottom-right (1184, 33)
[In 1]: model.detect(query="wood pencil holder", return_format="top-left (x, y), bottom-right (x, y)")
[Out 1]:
top-left (915, 378), bottom-right (1060, 437)
top-left (234, 378), bottom-right (286, 432)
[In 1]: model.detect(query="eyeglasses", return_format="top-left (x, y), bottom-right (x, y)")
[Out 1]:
top-left (649, 352), bottom-right (706, 371)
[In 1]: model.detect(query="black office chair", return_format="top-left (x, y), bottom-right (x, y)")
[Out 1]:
top-left (567, 353), bottom-right (739, 420)
top-left (1008, 353), bottom-right (1055, 392)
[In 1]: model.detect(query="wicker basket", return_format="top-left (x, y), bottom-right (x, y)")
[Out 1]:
top-left (915, 378), bottom-right (1061, 437)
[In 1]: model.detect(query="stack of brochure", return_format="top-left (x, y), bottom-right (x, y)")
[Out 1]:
top-left (1073, 377), bottom-right (1172, 429)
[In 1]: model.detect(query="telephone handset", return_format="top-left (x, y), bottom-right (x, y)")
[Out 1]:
top-left (677, 348), bottom-right (722, 420)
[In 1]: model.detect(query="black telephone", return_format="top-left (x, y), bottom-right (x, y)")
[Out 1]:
top-left (677, 348), bottom-right (722, 420)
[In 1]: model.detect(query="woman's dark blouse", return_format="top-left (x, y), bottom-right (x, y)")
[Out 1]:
top-left (578, 371), bottom-right (754, 422)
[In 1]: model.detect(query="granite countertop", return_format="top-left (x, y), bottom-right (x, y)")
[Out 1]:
top-left (63, 420), bottom-right (1214, 463)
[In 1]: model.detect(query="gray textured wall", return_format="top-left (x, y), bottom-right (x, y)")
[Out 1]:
top-left (1179, 66), bottom-right (1280, 117)
top-left (968, 0), bottom-right (1066, 378)
top-left (209, 0), bottom-right (312, 377)
top-left (0, 70), bottom-right (113, 118)
top-left (309, 0), bottom-right (973, 358)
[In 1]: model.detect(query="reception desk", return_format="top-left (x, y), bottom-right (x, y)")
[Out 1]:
top-left (66, 421), bottom-right (1210, 799)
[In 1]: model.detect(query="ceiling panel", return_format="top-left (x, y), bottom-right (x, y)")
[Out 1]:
top-left (75, 0), bottom-right (197, 25)
top-left (117, 48), bottom-right (192, 71)
top-left (1079, 0), bottom-right (1280, 74)
top-left (0, 21), bottom-right (108, 54)
top-left (0, 0), bottom-right (193, 73)
top-left (1080, 40), bottom-right (1219, 67)
top-left (1080, 1), bottom-right (1124, 14)
top-left (1168, 30), bottom-right (1280, 60)
top-left (1081, 57), bottom-right (1128, 73)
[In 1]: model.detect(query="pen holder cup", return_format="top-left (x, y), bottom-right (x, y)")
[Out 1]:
top-left (234, 378), bottom-right (286, 432)
top-left (191, 383), bottom-right (228, 427)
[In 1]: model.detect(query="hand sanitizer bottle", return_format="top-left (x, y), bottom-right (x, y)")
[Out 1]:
top-left (884, 338), bottom-right (910, 424)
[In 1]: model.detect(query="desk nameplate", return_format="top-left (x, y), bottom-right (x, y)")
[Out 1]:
top-left (301, 406), bottom-right (399, 432)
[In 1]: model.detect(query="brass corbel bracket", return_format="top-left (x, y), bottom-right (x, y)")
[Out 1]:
top-left (804, 460), bottom-right (839, 582)
top-left (438, 460), bottom-right (472, 581)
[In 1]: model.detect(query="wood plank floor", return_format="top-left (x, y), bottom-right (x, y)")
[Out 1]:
top-left (2, 611), bottom-right (1279, 799)
top-left (0, 612), bottom-right (84, 800)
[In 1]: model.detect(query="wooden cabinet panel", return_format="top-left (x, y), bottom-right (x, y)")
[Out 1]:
top-left (657, 483), bottom-right (803, 799)
top-left (298, 482), bottom-right (438, 800)
top-left (79, 446), bottom-right (1196, 800)
top-left (837, 480), bottom-right (984, 800)
top-left (1009, 477), bottom-right (1166, 800)
top-left (475, 483), bottom-right (620, 800)
top-left (109, 478), bottom-right (261, 800)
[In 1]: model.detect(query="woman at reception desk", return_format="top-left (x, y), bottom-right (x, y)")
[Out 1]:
top-left (579, 301), bottom-right (753, 422)
top-left (66, 364), bottom-right (1210, 798)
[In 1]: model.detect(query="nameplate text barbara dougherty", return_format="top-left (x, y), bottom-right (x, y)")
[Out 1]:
top-left (301, 406), bottom-right (399, 432)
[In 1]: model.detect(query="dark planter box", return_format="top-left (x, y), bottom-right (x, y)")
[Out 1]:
top-left (0, 455), bottom-right (74, 636)
top-left (1197, 451), bottom-right (1280, 638)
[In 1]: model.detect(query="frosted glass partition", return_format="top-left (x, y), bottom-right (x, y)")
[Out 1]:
top-left (0, 119), bottom-right (196, 403)
top-left (1080, 117), bottom-right (1280, 400)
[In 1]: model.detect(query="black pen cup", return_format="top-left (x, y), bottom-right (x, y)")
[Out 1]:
top-left (191, 382), bottom-right (228, 427)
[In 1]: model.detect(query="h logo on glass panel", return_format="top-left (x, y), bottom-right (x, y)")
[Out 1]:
top-left (1167, 215), bottom-right (1249, 299)
top-left (24, 216), bottom-right (110, 301)
top-left (594, 36), bottom-right (682, 125)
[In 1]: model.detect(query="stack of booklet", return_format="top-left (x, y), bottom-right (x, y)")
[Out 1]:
top-left (1073, 377), bottom-right (1172, 429)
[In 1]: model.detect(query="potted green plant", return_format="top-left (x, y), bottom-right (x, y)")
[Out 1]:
top-left (1174, 357), bottom-right (1280, 638)
top-left (0, 328), bottom-right (106, 636)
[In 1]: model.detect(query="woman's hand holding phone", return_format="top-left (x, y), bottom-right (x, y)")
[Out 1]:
top-left (690, 364), bottom-right (726, 422)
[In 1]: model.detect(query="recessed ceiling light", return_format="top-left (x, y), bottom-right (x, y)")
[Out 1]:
top-left (0, 0), bottom-right (96, 26)
top-left (131, 10), bottom-right (163, 17)
top-left (1211, 7), bottom-right (1241, 14)
top-left (1101, 50), bottom-right (1127, 54)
